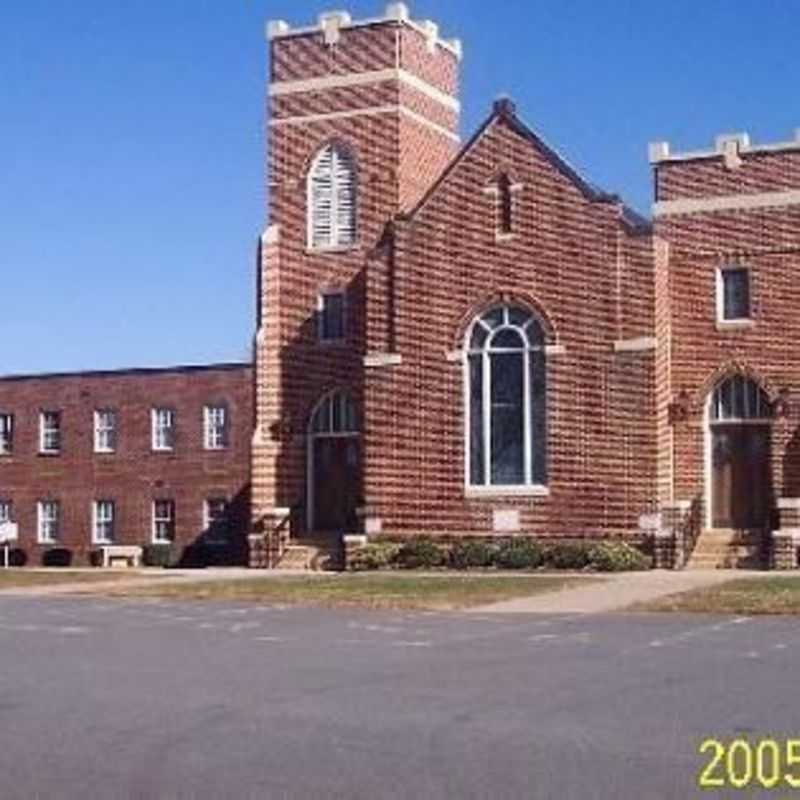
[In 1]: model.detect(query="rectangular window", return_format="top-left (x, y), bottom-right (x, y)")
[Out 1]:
top-left (37, 500), bottom-right (60, 544)
top-left (152, 499), bottom-right (175, 543)
top-left (718, 267), bottom-right (751, 321)
top-left (0, 501), bottom-right (12, 525)
top-left (204, 498), bottom-right (229, 544)
top-left (92, 500), bottom-right (115, 544)
top-left (39, 411), bottom-right (61, 454)
top-left (151, 408), bottom-right (175, 451)
top-left (203, 406), bottom-right (228, 450)
top-left (94, 410), bottom-right (117, 453)
top-left (0, 414), bottom-right (13, 455)
top-left (318, 292), bottom-right (346, 342)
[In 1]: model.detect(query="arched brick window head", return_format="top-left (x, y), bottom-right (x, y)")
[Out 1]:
top-left (307, 144), bottom-right (357, 250)
top-left (466, 305), bottom-right (547, 488)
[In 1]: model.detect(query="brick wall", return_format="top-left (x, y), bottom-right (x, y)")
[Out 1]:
top-left (0, 364), bottom-right (252, 566)
top-left (254, 15), bottom-right (460, 532)
top-left (361, 109), bottom-right (658, 540)
top-left (654, 145), bottom-right (800, 525)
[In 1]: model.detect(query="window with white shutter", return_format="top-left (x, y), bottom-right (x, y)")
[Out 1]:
top-left (308, 144), bottom-right (357, 249)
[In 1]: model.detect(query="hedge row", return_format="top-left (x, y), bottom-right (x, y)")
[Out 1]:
top-left (349, 538), bottom-right (651, 573)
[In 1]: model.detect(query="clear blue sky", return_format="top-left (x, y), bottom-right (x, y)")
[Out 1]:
top-left (2, 1), bottom-right (797, 375)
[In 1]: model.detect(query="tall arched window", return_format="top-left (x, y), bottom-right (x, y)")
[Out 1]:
top-left (307, 144), bottom-right (357, 250)
top-left (466, 305), bottom-right (547, 488)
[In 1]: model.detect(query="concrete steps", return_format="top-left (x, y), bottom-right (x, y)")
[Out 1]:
top-left (276, 537), bottom-right (343, 571)
top-left (685, 529), bottom-right (766, 570)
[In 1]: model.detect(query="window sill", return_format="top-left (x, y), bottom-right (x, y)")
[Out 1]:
top-left (465, 485), bottom-right (550, 500)
top-left (716, 319), bottom-right (754, 332)
top-left (494, 233), bottom-right (517, 243)
top-left (305, 244), bottom-right (360, 256)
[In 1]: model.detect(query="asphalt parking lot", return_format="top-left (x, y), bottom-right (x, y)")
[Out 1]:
top-left (0, 597), bottom-right (797, 799)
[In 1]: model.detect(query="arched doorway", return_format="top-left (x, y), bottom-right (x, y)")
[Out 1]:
top-left (307, 390), bottom-right (361, 533)
top-left (708, 376), bottom-right (772, 529)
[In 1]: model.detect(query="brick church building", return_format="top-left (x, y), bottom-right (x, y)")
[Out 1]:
top-left (2, 3), bottom-right (800, 570)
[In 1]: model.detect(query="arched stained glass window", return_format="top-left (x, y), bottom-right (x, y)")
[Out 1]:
top-left (710, 376), bottom-right (771, 422)
top-left (310, 391), bottom-right (359, 435)
top-left (466, 305), bottom-right (547, 487)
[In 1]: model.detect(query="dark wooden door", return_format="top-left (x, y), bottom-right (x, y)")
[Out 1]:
top-left (712, 425), bottom-right (771, 529)
top-left (312, 437), bottom-right (361, 532)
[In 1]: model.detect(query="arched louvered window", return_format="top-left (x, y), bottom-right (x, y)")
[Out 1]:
top-left (466, 305), bottom-right (547, 488)
top-left (307, 144), bottom-right (357, 250)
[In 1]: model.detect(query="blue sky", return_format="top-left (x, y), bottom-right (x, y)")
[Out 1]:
top-left (2, 1), bottom-right (797, 375)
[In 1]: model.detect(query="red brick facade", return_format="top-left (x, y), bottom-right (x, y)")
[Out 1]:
top-left (0, 364), bottom-right (252, 566)
top-left (6, 6), bottom-right (798, 570)
top-left (252, 6), bottom-right (800, 568)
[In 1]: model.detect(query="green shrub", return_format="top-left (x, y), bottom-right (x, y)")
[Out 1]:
top-left (143, 543), bottom-right (177, 568)
top-left (396, 537), bottom-right (447, 570)
top-left (588, 542), bottom-right (651, 572)
top-left (449, 540), bottom-right (497, 570)
top-left (544, 542), bottom-right (593, 570)
top-left (495, 539), bottom-right (544, 570)
top-left (349, 542), bottom-right (402, 572)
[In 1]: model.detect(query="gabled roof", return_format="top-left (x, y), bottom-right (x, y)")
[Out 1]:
top-left (402, 97), bottom-right (651, 235)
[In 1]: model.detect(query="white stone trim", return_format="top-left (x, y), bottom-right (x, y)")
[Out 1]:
top-left (261, 225), bottom-right (280, 246)
top-left (466, 485), bottom-right (550, 500)
top-left (654, 189), bottom-right (800, 218)
top-left (649, 129), bottom-right (800, 164)
top-left (778, 499), bottom-right (800, 510)
top-left (662, 500), bottom-right (691, 512)
top-left (448, 345), bottom-right (565, 362)
top-left (364, 353), bottom-right (403, 368)
top-left (266, 5), bottom-right (463, 60)
top-left (270, 104), bottom-right (460, 144)
top-left (716, 320), bottom-right (754, 332)
top-left (270, 68), bottom-right (460, 113)
top-left (613, 336), bottom-right (657, 353)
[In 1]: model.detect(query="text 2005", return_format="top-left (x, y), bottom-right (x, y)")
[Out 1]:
top-left (699, 738), bottom-right (800, 791)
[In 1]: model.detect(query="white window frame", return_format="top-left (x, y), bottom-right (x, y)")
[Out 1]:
top-left (203, 406), bottom-right (228, 450)
top-left (151, 408), bottom-right (176, 452)
top-left (39, 411), bottom-right (61, 454)
top-left (152, 499), bottom-right (175, 544)
top-left (203, 497), bottom-right (229, 544)
top-left (464, 306), bottom-right (549, 497)
top-left (317, 291), bottom-right (347, 343)
top-left (716, 265), bottom-right (752, 325)
top-left (0, 500), bottom-right (12, 525)
top-left (0, 413), bottom-right (13, 455)
top-left (306, 144), bottom-right (357, 251)
top-left (94, 409), bottom-right (117, 454)
top-left (92, 500), bottom-right (115, 545)
top-left (37, 500), bottom-right (60, 544)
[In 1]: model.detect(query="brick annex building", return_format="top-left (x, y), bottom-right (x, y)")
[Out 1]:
top-left (3, 3), bottom-right (800, 569)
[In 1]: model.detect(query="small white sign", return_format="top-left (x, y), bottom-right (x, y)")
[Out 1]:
top-left (493, 510), bottom-right (521, 533)
top-left (638, 513), bottom-right (662, 532)
top-left (0, 522), bottom-right (18, 543)
top-left (365, 517), bottom-right (383, 536)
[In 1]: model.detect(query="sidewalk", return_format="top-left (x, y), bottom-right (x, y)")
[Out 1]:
top-left (473, 569), bottom-right (767, 614)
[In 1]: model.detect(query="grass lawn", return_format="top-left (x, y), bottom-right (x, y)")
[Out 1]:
top-left (640, 576), bottom-right (800, 615)
top-left (0, 570), bottom-right (144, 589)
top-left (106, 573), bottom-right (599, 610)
